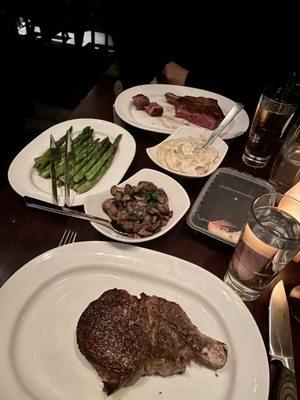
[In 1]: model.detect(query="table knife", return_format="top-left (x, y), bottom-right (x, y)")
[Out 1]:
top-left (50, 134), bottom-right (59, 205)
top-left (202, 102), bottom-right (244, 150)
top-left (269, 280), bottom-right (298, 399)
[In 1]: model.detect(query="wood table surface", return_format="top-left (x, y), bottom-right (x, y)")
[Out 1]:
top-left (1, 75), bottom-right (299, 398)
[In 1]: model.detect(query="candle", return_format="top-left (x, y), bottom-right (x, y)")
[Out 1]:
top-left (243, 223), bottom-right (276, 258)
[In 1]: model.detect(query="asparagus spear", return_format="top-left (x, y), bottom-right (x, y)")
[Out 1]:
top-left (49, 143), bottom-right (97, 179)
top-left (58, 141), bottom-right (102, 183)
top-left (73, 137), bottom-right (110, 183)
top-left (72, 177), bottom-right (87, 191)
top-left (40, 138), bottom-right (97, 178)
top-left (34, 127), bottom-right (71, 169)
top-left (76, 148), bottom-right (118, 194)
top-left (34, 126), bottom-right (93, 171)
top-left (36, 129), bottom-right (93, 172)
top-left (85, 135), bottom-right (122, 182)
top-left (38, 137), bottom-right (94, 175)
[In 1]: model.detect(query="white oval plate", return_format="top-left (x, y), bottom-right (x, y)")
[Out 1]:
top-left (8, 119), bottom-right (136, 206)
top-left (84, 168), bottom-right (190, 243)
top-left (146, 126), bottom-right (228, 178)
top-left (114, 84), bottom-right (249, 138)
top-left (0, 241), bottom-right (269, 400)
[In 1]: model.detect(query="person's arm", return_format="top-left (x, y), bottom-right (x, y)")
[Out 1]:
top-left (161, 62), bottom-right (189, 86)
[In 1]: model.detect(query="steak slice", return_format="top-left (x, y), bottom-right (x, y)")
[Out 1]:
top-left (77, 289), bottom-right (228, 395)
top-left (165, 92), bottom-right (225, 130)
top-left (145, 102), bottom-right (164, 116)
top-left (132, 94), bottom-right (150, 110)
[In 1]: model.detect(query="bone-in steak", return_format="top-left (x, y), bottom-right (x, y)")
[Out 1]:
top-left (165, 92), bottom-right (225, 130)
top-left (77, 289), bottom-right (228, 395)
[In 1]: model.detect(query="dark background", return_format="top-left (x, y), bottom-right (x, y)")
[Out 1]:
top-left (0, 2), bottom-right (299, 183)
top-left (0, 0), bottom-right (115, 181)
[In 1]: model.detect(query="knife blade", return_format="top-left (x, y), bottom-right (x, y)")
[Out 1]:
top-left (269, 280), bottom-right (298, 399)
top-left (50, 134), bottom-right (60, 205)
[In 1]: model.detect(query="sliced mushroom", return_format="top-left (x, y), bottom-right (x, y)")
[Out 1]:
top-left (134, 194), bottom-right (145, 201)
top-left (102, 181), bottom-right (173, 238)
top-left (124, 184), bottom-right (133, 194)
top-left (150, 215), bottom-right (158, 223)
top-left (110, 185), bottom-right (118, 196)
top-left (138, 228), bottom-right (153, 237)
top-left (121, 194), bottom-right (131, 202)
top-left (149, 220), bottom-right (162, 232)
top-left (114, 191), bottom-right (123, 201)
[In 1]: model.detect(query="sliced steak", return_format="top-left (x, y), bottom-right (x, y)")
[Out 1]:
top-left (77, 289), bottom-right (228, 395)
top-left (132, 94), bottom-right (150, 110)
top-left (145, 102), bottom-right (164, 116)
top-left (165, 92), bottom-right (225, 130)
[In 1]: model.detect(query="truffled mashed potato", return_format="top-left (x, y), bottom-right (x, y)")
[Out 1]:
top-left (156, 136), bottom-right (219, 175)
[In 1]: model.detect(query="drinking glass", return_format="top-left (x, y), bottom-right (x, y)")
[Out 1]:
top-left (242, 87), bottom-right (298, 168)
top-left (269, 110), bottom-right (300, 192)
top-left (224, 193), bottom-right (300, 301)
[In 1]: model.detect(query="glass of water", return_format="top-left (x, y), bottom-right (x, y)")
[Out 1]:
top-left (242, 87), bottom-right (298, 168)
top-left (224, 193), bottom-right (300, 301)
top-left (269, 109), bottom-right (300, 192)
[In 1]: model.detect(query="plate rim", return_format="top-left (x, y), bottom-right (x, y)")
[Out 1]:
top-left (0, 241), bottom-right (269, 400)
top-left (7, 118), bottom-right (136, 207)
top-left (114, 83), bottom-right (250, 137)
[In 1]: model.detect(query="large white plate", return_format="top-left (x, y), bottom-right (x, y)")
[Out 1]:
top-left (84, 168), bottom-right (190, 243)
top-left (8, 119), bottom-right (136, 206)
top-left (114, 84), bottom-right (249, 138)
top-left (0, 241), bottom-right (269, 400)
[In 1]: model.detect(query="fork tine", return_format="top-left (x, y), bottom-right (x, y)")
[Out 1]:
top-left (64, 229), bottom-right (72, 245)
top-left (58, 229), bottom-right (77, 246)
top-left (59, 229), bottom-right (68, 246)
top-left (70, 231), bottom-right (77, 243)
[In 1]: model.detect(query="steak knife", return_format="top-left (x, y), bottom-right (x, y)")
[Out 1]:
top-left (269, 280), bottom-right (298, 399)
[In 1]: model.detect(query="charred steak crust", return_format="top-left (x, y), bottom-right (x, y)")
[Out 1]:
top-left (77, 289), bottom-right (228, 395)
top-left (165, 92), bottom-right (225, 130)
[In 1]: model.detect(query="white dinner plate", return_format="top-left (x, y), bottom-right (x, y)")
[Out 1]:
top-left (84, 168), bottom-right (191, 243)
top-left (8, 119), bottom-right (136, 206)
top-left (146, 126), bottom-right (228, 178)
top-left (0, 241), bottom-right (269, 400)
top-left (114, 84), bottom-right (249, 138)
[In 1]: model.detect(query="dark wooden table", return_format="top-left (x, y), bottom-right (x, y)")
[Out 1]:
top-left (1, 75), bottom-right (299, 398)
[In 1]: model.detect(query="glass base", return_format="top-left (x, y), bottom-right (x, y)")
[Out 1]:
top-left (242, 152), bottom-right (269, 168)
top-left (224, 270), bottom-right (261, 301)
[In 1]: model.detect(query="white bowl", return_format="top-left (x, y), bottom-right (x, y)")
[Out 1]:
top-left (84, 168), bottom-right (190, 243)
top-left (146, 126), bottom-right (228, 178)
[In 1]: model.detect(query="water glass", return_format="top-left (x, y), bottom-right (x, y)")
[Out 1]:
top-left (269, 110), bottom-right (300, 192)
top-left (224, 193), bottom-right (300, 301)
top-left (242, 87), bottom-right (298, 168)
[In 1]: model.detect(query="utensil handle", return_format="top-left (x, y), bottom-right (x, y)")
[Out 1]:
top-left (271, 364), bottom-right (298, 400)
top-left (202, 102), bottom-right (244, 149)
top-left (24, 196), bottom-right (111, 225)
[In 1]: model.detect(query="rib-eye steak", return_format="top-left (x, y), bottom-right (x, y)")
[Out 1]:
top-left (77, 289), bottom-right (228, 395)
top-left (165, 92), bottom-right (225, 130)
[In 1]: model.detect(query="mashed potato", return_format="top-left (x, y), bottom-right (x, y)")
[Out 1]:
top-left (156, 136), bottom-right (219, 175)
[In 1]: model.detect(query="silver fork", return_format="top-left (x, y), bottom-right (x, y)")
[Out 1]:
top-left (58, 229), bottom-right (77, 246)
